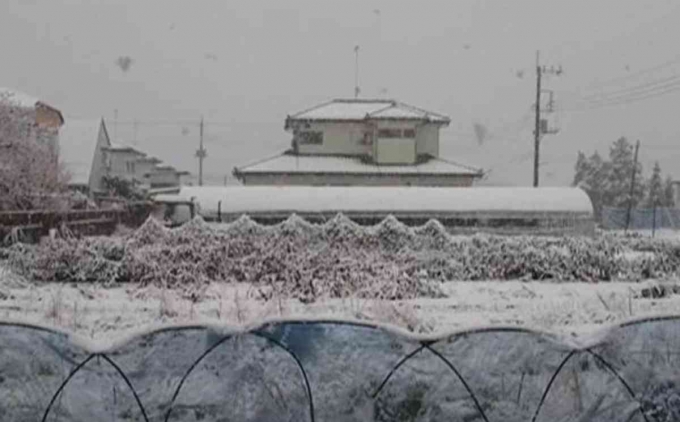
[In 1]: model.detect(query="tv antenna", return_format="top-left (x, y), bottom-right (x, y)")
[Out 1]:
top-left (354, 45), bottom-right (360, 98)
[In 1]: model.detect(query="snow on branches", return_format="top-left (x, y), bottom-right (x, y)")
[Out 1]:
top-left (0, 103), bottom-right (69, 210)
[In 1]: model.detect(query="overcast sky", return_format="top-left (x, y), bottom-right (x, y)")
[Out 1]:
top-left (3, 0), bottom-right (680, 186)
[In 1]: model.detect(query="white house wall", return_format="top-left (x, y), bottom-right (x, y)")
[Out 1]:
top-left (294, 120), bottom-right (441, 162)
top-left (375, 120), bottom-right (417, 130)
top-left (296, 122), bottom-right (372, 155)
top-left (135, 161), bottom-right (157, 188)
top-left (231, 173), bottom-right (476, 187)
top-left (416, 123), bottom-right (439, 157)
top-left (376, 138), bottom-right (416, 164)
top-left (107, 150), bottom-right (144, 181)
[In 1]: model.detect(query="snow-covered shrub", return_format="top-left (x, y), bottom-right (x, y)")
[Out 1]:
top-left (126, 216), bottom-right (169, 248)
top-left (4, 238), bottom-right (120, 283)
top-left (3, 215), bottom-right (680, 301)
top-left (0, 102), bottom-right (69, 211)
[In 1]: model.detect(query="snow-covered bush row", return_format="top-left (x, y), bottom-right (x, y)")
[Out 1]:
top-left (2, 214), bottom-right (680, 301)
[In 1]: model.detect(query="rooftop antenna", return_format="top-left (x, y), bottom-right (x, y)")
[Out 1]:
top-left (113, 109), bottom-right (118, 140)
top-left (354, 45), bottom-right (360, 98)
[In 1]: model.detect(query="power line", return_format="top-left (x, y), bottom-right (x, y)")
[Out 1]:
top-left (544, 3), bottom-right (680, 65)
top-left (559, 65), bottom-right (680, 111)
top-left (567, 80), bottom-right (680, 111)
top-left (582, 72), bottom-right (680, 102)
top-left (555, 52), bottom-right (680, 112)
top-left (112, 120), bottom-right (281, 128)
top-left (583, 53), bottom-right (680, 92)
top-left (543, 3), bottom-right (680, 92)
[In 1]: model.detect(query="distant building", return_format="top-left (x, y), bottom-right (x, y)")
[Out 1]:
top-left (0, 87), bottom-right (64, 154)
top-left (58, 119), bottom-right (111, 195)
top-left (233, 98), bottom-right (482, 186)
top-left (58, 119), bottom-right (188, 197)
top-left (102, 143), bottom-right (189, 191)
top-left (102, 143), bottom-right (148, 183)
top-left (146, 165), bottom-right (190, 189)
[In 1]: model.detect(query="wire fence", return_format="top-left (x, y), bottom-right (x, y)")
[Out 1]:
top-left (602, 206), bottom-right (680, 232)
top-left (1, 317), bottom-right (679, 421)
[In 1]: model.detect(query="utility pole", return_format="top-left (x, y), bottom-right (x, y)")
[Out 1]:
top-left (113, 109), bottom-right (118, 140)
top-left (354, 45), bottom-right (360, 98)
top-left (625, 140), bottom-right (641, 231)
top-left (532, 51), bottom-right (562, 187)
top-left (533, 51), bottom-right (542, 187)
top-left (195, 117), bottom-right (206, 186)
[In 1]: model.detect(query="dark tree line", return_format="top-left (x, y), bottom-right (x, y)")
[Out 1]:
top-left (572, 137), bottom-right (675, 220)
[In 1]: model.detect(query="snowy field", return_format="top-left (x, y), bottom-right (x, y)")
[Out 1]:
top-left (2, 223), bottom-right (680, 420)
top-left (2, 218), bottom-right (680, 341)
top-left (1, 267), bottom-right (678, 341)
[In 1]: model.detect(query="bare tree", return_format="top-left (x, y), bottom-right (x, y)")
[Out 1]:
top-left (0, 103), bottom-right (70, 210)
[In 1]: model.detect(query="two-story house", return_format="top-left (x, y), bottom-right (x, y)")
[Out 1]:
top-left (233, 98), bottom-right (482, 186)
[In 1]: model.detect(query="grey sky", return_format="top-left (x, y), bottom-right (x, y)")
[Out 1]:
top-left (3, 0), bottom-right (680, 186)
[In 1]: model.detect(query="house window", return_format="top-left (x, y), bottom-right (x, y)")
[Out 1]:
top-left (126, 161), bottom-right (136, 174)
top-left (378, 128), bottom-right (402, 138)
top-left (378, 128), bottom-right (416, 138)
top-left (296, 131), bottom-right (323, 145)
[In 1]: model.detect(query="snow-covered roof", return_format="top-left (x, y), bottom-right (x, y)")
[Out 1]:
top-left (155, 186), bottom-right (594, 216)
top-left (235, 153), bottom-right (482, 176)
top-left (0, 87), bottom-right (39, 108)
top-left (104, 142), bottom-right (147, 156)
top-left (288, 99), bottom-right (450, 124)
top-left (59, 119), bottom-right (106, 186)
top-left (138, 156), bottom-right (162, 163)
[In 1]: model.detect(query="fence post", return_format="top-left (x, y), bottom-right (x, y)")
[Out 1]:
top-left (217, 200), bottom-right (222, 223)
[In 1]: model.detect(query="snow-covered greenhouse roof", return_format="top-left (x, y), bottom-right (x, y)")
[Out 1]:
top-left (234, 153), bottom-right (482, 176)
top-left (287, 99), bottom-right (450, 124)
top-left (155, 186), bottom-right (594, 216)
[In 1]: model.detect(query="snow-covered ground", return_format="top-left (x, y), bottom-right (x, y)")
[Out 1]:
top-left (1, 263), bottom-right (677, 341)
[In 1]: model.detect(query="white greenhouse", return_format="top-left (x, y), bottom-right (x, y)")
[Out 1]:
top-left (152, 186), bottom-right (595, 235)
